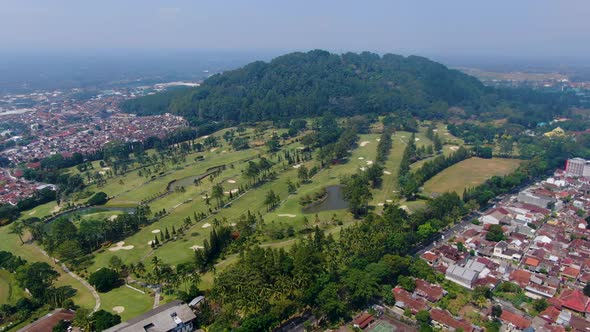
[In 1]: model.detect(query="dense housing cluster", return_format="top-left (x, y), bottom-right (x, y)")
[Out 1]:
top-left (419, 159), bottom-right (590, 331)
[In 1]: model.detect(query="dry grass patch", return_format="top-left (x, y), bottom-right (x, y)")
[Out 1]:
top-left (424, 157), bottom-right (523, 196)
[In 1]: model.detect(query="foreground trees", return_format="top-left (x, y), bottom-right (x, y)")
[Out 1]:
top-left (208, 191), bottom-right (463, 330)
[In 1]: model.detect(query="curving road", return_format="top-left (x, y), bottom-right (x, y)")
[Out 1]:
top-left (32, 243), bottom-right (101, 312)
top-left (61, 263), bottom-right (101, 313)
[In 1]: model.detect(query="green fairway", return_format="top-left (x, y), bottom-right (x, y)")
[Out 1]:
top-left (17, 201), bottom-right (58, 221)
top-left (0, 270), bottom-right (25, 305)
top-left (424, 157), bottom-right (523, 196)
top-left (0, 229), bottom-right (96, 309)
top-left (3, 125), bottom-right (468, 318)
top-left (99, 285), bottom-right (154, 321)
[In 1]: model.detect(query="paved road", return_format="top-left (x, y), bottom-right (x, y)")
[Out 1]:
top-left (153, 287), bottom-right (161, 308)
top-left (415, 210), bottom-right (481, 256)
top-left (32, 243), bottom-right (101, 312)
top-left (62, 263), bottom-right (101, 313)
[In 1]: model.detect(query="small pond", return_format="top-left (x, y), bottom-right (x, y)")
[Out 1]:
top-left (302, 185), bottom-right (349, 214)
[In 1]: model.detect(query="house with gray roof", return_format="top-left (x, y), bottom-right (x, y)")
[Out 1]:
top-left (104, 300), bottom-right (196, 332)
top-left (445, 259), bottom-right (486, 289)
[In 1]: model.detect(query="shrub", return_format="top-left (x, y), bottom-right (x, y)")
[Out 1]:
top-left (88, 268), bottom-right (121, 292)
top-left (86, 192), bottom-right (108, 206)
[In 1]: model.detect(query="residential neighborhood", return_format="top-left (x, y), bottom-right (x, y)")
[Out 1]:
top-left (0, 85), bottom-right (190, 205)
top-left (408, 159), bottom-right (590, 331)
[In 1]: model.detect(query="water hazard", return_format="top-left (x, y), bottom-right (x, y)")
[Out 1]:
top-left (302, 185), bottom-right (349, 214)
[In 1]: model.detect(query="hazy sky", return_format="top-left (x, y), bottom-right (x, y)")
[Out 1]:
top-left (2, 0), bottom-right (589, 57)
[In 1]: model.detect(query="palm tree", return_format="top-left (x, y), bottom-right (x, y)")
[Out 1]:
top-left (9, 222), bottom-right (25, 244)
top-left (211, 183), bottom-right (224, 208)
top-left (152, 256), bottom-right (163, 284)
top-left (73, 308), bottom-right (92, 331)
top-left (136, 262), bottom-right (146, 277)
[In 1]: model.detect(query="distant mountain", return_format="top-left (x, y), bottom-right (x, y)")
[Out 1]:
top-left (121, 50), bottom-right (576, 126)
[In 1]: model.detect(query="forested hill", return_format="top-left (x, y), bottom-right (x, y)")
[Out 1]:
top-left (121, 50), bottom-right (575, 126)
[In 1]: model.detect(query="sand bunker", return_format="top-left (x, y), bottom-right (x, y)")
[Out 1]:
top-left (386, 199), bottom-right (393, 203)
top-left (376, 138), bottom-right (381, 142)
top-left (112, 306), bottom-right (125, 314)
top-left (360, 141), bottom-right (370, 147)
top-left (230, 223), bottom-right (236, 227)
top-left (292, 164), bottom-right (302, 169)
top-left (222, 150), bottom-right (227, 153)
top-left (227, 180), bottom-right (236, 184)
top-left (383, 171), bottom-right (392, 175)
top-left (366, 160), bottom-right (373, 165)
top-left (28, 210), bottom-right (36, 215)
top-left (377, 203), bottom-right (385, 206)
top-left (449, 146), bottom-right (459, 151)
top-left (444, 133), bottom-right (450, 135)
top-left (147, 240), bottom-right (155, 245)
top-left (109, 215), bottom-right (118, 221)
top-left (190, 245), bottom-right (204, 250)
top-left (51, 205), bottom-right (61, 214)
top-left (400, 205), bottom-right (411, 212)
top-left (202, 223), bottom-right (211, 228)
top-left (358, 157), bottom-right (365, 160)
top-left (433, 129), bottom-right (438, 132)
top-left (202, 135), bottom-right (210, 139)
top-left (359, 167), bottom-right (367, 172)
top-left (415, 138), bottom-right (420, 141)
top-left (278, 214), bottom-right (296, 218)
top-left (210, 148), bottom-right (218, 152)
top-left (230, 189), bottom-right (239, 194)
top-left (109, 241), bottom-right (134, 251)
top-left (151, 229), bottom-right (161, 234)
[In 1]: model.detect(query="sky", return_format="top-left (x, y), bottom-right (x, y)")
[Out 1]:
top-left (1, 0), bottom-right (589, 58)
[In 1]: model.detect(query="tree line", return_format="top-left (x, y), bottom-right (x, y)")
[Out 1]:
top-left (207, 191), bottom-right (465, 331)
top-left (121, 50), bottom-right (581, 131)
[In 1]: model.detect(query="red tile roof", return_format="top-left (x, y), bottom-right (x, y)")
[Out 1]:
top-left (421, 252), bottom-right (438, 263)
top-left (562, 266), bottom-right (581, 279)
top-left (17, 309), bottom-right (75, 332)
top-left (543, 324), bottom-right (566, 332)
top-left (539, 306), bottom-right (561, 323)
top-left (509, 269), bottom-right (531, 287)
top-left (393, 287), bottom-right (427, 313)
top-left (559, 288), bottom-right (590, 313)
top-left (501, 310), bottom-right (531, 330)
top-left (431, 309), bottom-right (473, 332)
top-left (525, 257), bottom-right (540, 267)
top-left (353, 313), bottom-right (374, 329)
top-left (570, 315), bottom-right (590, 332)
top-left (414, 279), bottom-right (444, 302)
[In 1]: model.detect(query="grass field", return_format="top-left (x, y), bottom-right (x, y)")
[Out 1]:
top-left (0, 229), bottom-right (96, 308)
top-left (98, 285), bottom-right (154, 321)
top-left (0, 270), bottom-right (25, 305)
top-left (0, 121), bottom-right (499, 319)
top-left (424, 157), bottom-right (523, 196)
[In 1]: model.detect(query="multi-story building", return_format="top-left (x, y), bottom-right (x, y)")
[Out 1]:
top-left (566, 158), bottom-right (590, 177)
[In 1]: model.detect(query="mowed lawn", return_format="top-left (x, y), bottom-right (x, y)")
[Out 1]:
top-left (424, 157), bottom-right (523, 196)
top-left (0, 229), bottom-right (96, 309)
top-left (0, 270), bottom-right (25, 305)
top-left (99, 285), bottom-right (154, 321)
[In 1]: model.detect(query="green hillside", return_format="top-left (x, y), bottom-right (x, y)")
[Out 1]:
top-left (122, 50), bottom-right (488, 124)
